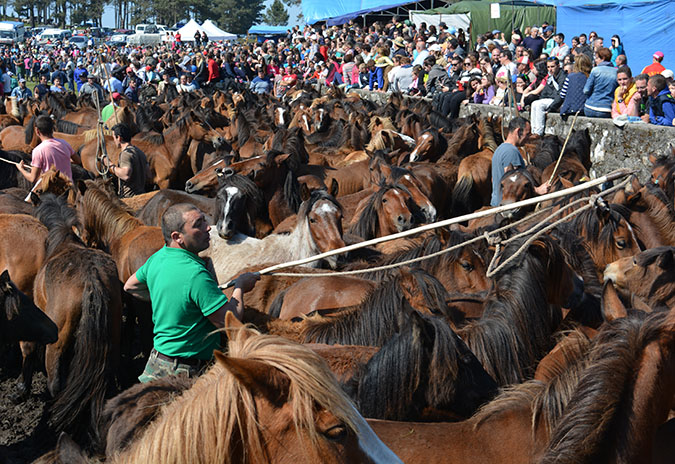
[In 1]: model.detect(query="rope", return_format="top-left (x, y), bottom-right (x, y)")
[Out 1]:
top-left (93, 92), bottom-right (110, 177)
top-left (218, 169), bottom-right (632, 288)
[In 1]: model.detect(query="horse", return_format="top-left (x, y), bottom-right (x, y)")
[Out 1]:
top-left (201, 189), bottom-right (345, 284)
top-left (348, 183), bottom-right (417, 241)
top-left (96, 316), bottom-right (404, 463)
top-left (22, 195), bottom-right (122, 446)
top-left (497, 165), bottom-right (539, 220)
top-left (604, 246), bottom-right (675, 311)
top-left (0, 269), bottom-right (57, 345)
top-left (136, 189), bottom-right (216, 227)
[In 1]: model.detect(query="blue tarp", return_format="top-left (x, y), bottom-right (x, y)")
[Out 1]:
top-left (247, 25), bottom-right (290, 35)
top-left (537, 0), bottom-right (674, 74)
top-left (302, 0), bottom-right (416, 25)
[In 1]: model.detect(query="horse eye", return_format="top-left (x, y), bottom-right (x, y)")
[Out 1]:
top-left (460, 261), bottom-right (474, 271)
top-left (309, 218), bottom-right (316, 224)
top-left (323, 425), bottom-right (348, 441)
top-left (633, 257), bottom-right (638, 265)
top-left (382, 198), bottom-right (388, 203)
top-left (616, 239), bottom-right (627, 249)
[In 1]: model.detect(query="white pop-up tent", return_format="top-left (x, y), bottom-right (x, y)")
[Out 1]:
top-left (201, 20), bottom-right (237, 41)
top-left (176, 19), bottom-right (207, 41)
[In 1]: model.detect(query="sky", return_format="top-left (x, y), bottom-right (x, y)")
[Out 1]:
top-left (100, 0), bottom-right (304, 29)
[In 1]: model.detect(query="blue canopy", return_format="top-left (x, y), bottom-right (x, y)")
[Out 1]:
top-left (302, 0), bottom-right (416, 25)
top-left (247, 25), bottom-right (290, 35)
top-left (537, 0), bottom-right (674, 73)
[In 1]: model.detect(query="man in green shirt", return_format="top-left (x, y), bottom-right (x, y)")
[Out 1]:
top-left (101, 92), bottom-right (122, 127)
top-left (124, 203), bottom-right (259, 382)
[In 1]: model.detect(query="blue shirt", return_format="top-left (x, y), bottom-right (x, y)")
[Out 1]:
top-left (491, 142), bottom-right (525, 206)
top-left (649, 89), bottom-right (675, 127)
top-left (583, 62), bottom-right (618, 113)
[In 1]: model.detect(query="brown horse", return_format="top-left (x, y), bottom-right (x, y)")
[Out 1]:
top-left (604, 246), bottom-right (675, 311)
top-left (24, 195), bottom-right (122, 445)
top-left (0, 214), bottom-right (47, 296)
top-left (348, 183), bottom-right (416, 241)
top-left (97, 318), bottom-right (404, 463)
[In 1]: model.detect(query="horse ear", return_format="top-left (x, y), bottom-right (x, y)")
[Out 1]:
top-left (601, 281), bottom-right (628, 322)
top-left (300, 182), bottom-right (311, 202)
top-left (29, 192), bottom-right (41, 206)
top-left (76, 180), bottom-right (87, 196)
top-left (648, 154), bottom-right (658, 165)
top-left (0, 269), bottom-right (10, 289)
top-left (224, 311), bottom-right (245, 330)
top-left (329, 178), bottom-right (339, 198)
top-left (216, 354), bottom-right (291, 404)
top-left (55, 432), bottom-right (88, 464)
top-left (658, 248), bottom-right (674, 270)
top-left (274, 153), bottom-right (291, 166)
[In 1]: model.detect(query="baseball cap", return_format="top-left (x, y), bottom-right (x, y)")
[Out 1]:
top-left (19, 77), bottom-right (25, 82)
top-left (492, 30), bottom-right (500, 35)
top-left (662, 69), bottom-right (674, 79)
top-left (429, 44), bottom-right (442, 52)
top-left (654, 51), bottom-right (664, 59)
top-left (126, 66), bottom-right (134, 73)
top-left (111, 92), bottom-right (122, 100)
top-left (426, 36), bottom-right (437, 43)
top-left (543, 26), bottom-right (554, 33)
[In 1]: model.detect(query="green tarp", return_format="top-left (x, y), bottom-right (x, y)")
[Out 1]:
top-left (423, 0), bottom-right (556, 47)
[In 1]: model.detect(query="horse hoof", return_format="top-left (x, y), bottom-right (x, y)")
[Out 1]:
top-left (9, 384), bottom-right (29, 403)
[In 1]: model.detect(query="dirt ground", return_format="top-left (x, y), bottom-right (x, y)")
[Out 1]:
top-left (0, 347), bottom-right (53, 464)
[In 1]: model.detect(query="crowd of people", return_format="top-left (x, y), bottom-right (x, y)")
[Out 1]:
top-left (0, 18), bottom-right (672, 130)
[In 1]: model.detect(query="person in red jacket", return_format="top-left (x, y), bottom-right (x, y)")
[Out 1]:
top-left (642, 51), bottom-right (666, 77)
top-left (207, 52), bottom-right (220, 83)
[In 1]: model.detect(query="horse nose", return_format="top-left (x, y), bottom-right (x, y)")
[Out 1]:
top-left (185, 180), bottom-right (194, 191)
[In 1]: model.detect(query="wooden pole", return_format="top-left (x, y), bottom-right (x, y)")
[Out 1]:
top-left (220, 168), bottom-right (632, 288)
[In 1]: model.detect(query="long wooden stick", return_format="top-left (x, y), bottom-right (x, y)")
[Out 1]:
top-left (220, 168), bottom-right (632, 288)
top-left (547, 110), bottom-right (580, 185)
top-left (0, 156), bottom-right (34, 169)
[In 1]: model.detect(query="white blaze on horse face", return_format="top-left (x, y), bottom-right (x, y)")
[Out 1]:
top-left (315, 201), bottom-right (338, 218)
top-left (302, 114), bottom-right (310, 132)
top-left (410, 133), bottom-right (431, 162)
top-left (217, 186), bottom-right (241, 237)
top-left (351, 406), bottom-right (404, 463)
top-left (211, 159), bottom-right (225, 168)
top-left (509, 174), bottom-right (518, 183)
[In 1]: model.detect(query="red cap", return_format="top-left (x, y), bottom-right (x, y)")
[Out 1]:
top-left (654, 51), bottom-right (664, 60)
top-left (146, 65), bottom-right (152, 71)
top-left (126, 66), bottom-right (133, 73)
top-left (112, 92), bottom-right (122, 100)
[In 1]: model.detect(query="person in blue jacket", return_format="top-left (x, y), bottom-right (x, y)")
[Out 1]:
top-left (644, 74), bottom-right (675, 126)
top-left (583, 47), bottom-right (617, 118)
top-left (73, 60), bottom-right (88, 93)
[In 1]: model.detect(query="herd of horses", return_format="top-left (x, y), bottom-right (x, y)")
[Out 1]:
top-left (0, 84), bottom-right (674, 463)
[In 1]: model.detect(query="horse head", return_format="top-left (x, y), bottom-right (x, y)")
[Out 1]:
top-left (300, 188), bottom-right (345, 269)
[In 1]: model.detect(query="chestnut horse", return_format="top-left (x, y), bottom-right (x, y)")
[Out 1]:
top-left (25, 195), bottom-right (122, 445)
top-left (348, 183), bottom-right (417, 241)
top-left (96, 318), bottom-right (404, 463)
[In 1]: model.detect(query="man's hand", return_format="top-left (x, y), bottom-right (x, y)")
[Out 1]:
top-left (234, 272), bottom-right (260, 293)
top-left (534, 182), bottom-right (551, 196)
top-left (17, 160), bottom-right (30, 172)
top-left (641, 114), bottom-right (650, 123)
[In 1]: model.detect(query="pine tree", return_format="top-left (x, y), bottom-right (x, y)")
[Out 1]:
top-left (216, 0), bottom-right (265, 35)
top-left (262, 0), bottom-right (288, 26)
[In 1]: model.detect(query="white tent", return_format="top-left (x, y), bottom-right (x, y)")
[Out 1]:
top-left (201, 20), bottom-right (236, 41)
top-left (176, 19), bottom-right (207, 41)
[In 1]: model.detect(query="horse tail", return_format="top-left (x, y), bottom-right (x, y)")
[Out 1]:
top-left (268, 289), bottom-right (288, 319)
top-left (49, 266), bottom-right (116, 446)
top-left (452, 173), bottom-right (478, 217)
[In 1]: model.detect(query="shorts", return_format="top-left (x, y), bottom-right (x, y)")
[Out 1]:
top-left (138, 348), bottom-right (208, 383)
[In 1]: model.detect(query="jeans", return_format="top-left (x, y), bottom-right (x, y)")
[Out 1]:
top-left (583, 107), bottom-right (611, 118)
top-left (530, 98), bottom-right (554, 135)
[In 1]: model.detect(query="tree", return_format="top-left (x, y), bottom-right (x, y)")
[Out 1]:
top-left (262, 0), bottom-right (288, 26)
top-left (216, 0), bottom-right (265, 35)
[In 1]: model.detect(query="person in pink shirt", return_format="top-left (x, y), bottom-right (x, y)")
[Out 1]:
top-left (17, 115), bottom-right (80, 184)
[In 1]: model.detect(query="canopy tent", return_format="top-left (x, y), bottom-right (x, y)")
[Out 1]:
top-left (537, 0), bottom-right (674, 74)
top-left (176, 19), bottom-right (207, 41)
top-left (201, 20), bottom-right (237, 41)
top-left (302, 0), bottom-right (423, 25)
top-left (409, 12), bottom-right (471, 32)
top-left (419, 1), bottom-right (555, 45)
top-left (247, 25), bottom-right (290, 35)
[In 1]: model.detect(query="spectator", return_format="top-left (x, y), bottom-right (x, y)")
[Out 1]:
top-left (530, 57), bottom-right (567, 135)
top-left (10, 78), bottom-right (32, 101)
top-left (80, 75), bottom-right (104, 103)
top-left (644, 73), bottom-right (675, 126)
top-left (495, 50), bottom-right (517, 83)
top-left (73, 60), bottom-right (88, 92)
top-left (611, 65), bottom-right (640, 118)
top-left (474, 74), bottom-right (495, 104)
top-left (559, 54), bottom-right (592, 116)
top-left (250, 67), bottom-right (271, 94)
top-left (101, 92), bottom-right (122, 123)
top-left (423, 55), bottom-right (452, 97)
top-left (642, 51), bottom-right (666, 77)
top-left (609, 35), bottom-right (624, 66)
top-left (633, 73), bottom-right (650, 117)
top-left (522, 27), bottom-right (545, 59)
top-left (583, 47), bottom-right (618, 118)
top-left (108, 123), bottom-right (151, 198)
top-left (124, 77), bottom-right (139, 102)
top-left (50, 77), bottom-right (65, 93)
top-left (389, 55), bottom-right (414, 92)
top-left (575, 33), bottom-right (593, 60)
top-left (615, 54), bottom-right (628, 68)
top-left (490, 76), bottom-right (508, 106)
top-left (34, 74), bottom-right (50, 99)
top-left (542, 26), bottom-right (556, 56)
top-left (408, 64), bottom-right (425, 96)
top-left (550, 33), bottom-right (570, 61)
top-left (508, 34), bottom-right (521, 56)
top-left (412, 40), bottom-right (429, 66)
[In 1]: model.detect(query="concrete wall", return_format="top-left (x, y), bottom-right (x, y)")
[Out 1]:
top-left (351, 89), bottom-right (675, 181)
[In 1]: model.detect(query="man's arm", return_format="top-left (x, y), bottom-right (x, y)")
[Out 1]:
top-left (124, 272), bottom-right (150, 301)
top-left (17, 161), bottom-right (41, 184)
top-left (206, 272), bottom-right (260, 327)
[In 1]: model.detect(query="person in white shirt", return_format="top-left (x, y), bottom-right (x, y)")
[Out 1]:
top-left (551, 33), bottom-right (570, 60)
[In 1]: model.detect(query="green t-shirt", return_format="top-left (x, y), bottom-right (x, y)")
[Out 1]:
top-left (136, 246), bottom-right (228, 360)
top-left (101, 102), bottom-right (115, 126)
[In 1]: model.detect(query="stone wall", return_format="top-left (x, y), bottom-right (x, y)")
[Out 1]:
top-left (351, 89), bottom-right (675, 181)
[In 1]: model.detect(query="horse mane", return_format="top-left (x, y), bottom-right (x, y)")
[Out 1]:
top-left (428, 111), bottom-right (454, 132)
top-left (55, 119), bottom-right (81, 135)
top-left (45, 93), bottom-right (68, 119)
top-left (306, 119), bottom-right (345, 148)
top-left (235, 108), bottom-right (253, 146)
top-left (533, 135), bottom-right (563, 170)
top-left (439, 122), bottom-right (479, 162)
top-left (80, 182), bottom-right (144, 246)
top-left (25, 115), bottom-right (37, 145)
top-left (501, 165), bottom-right (537, 186)
top-left (349, 184), bottom-right (410, 240)
top-left (570, 202), bottom-right (635, 248)
top-left (37, 168), bottom-right (75, 203)
top-left (367, 116), bottom-right (396, 134)
top-left (136, 104), bottom-right (164, 132)
top-left (541, 311), bottom-right (666, 464)
top-left (138, 130), bottom-right (165, 146)
top-left (458, 235), bottom-right (564, 385)
top-left (422, 128), bottom-right (448, 158)
top-left (366, 130), bottom-right (396, 152)
top-left (34, 194), bottom-right (84, 258)
top-left (473, 327), bottom-right (593, 435)
top-left (122, 326), bottom-right (362, 463)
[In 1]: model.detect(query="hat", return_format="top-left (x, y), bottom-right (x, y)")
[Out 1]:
top-left (662, 69), bottom-right (674, 79)
top-left (447, 26), bottom-right (457, 35)
top-left (429, 44), bottom-right (442, 52)
top-left (393, 37), bottom-right (406, 48)
top-left (375, 56), bottom-right (394, 67)
top-left (512, 33), bottom-right (521, 41)
top-left (111, 92), bottom-right (122, 100)
top-left (517, 56), bottom-right (529, 65)
top-left (543, 26), bottom-right (554, 33)
top-left (654, 51), bottom-right (664, 60)
top-left (19, 77), bottom-right (25, 83)
top-left (126, 66), bottom-right (134, 73)
top-left (439, 22), bottom-right (447, 29)
top-left (492, 30), bottom-right (501, 35)
top-left (146, 65), bottom-right (152, 71)
top-left (426, 36), bottom-right (437, 43)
